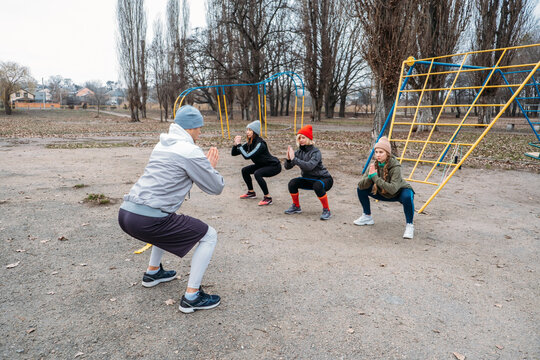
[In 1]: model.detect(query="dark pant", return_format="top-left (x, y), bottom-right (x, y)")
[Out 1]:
top-left (118, 208), bottom-right (208, 258)
top-left (242, 163), bottom-right (281, 195)
top-left (356, 186), bottom-right (415, 223)
top-left (288, 177), bottom-right (333, 198)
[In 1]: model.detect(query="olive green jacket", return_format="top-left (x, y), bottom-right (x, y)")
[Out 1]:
top-left (358, 156), bottom-right (413, 199)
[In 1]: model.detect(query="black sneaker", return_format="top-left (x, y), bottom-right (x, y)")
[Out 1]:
top-left (141, 264), bottom-right (177, 288)
top-left (179, 287), bottom-right (221, 313)
top-left (284, 204), bottom-right (302, 214)
top-left (320, 208), bottom-right (332, 220)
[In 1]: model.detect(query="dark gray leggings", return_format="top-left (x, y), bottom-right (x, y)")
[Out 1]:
top-left (241, 163), bottom-right (282, 195)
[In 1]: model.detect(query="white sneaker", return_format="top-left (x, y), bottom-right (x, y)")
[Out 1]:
top-left (353, 214), bottom-right (374, 226)
top-left (403, 223), bottom-right (414, 239)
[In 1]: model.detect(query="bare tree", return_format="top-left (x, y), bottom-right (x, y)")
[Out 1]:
top-left (472, 0), bottom-right (535, 124)
top-left (149, 18), bottom-right (168, 121)
top-left (116, 0), bottom-right (147, 122)
top-left (413, 0), bottom-right (471, 130)
top-left (47, 75), bottom-right (65, 104)
top-left (324, 5), bottom-right (366, 119)
top-left (0, 61), bottom-right (34, 115)
top-left (299, 0), bottom-right (344, 122)
top-left (354, 0), bottom-right (419, 139)
top-left (85, 81), bottom-right (109, 117)
top-left (163, 0), bottom-right (190, 118)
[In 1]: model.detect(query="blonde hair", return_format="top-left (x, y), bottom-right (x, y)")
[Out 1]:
top-left (296, 134), bottom-right (314, 147)
top-left (371, 151), bottom-right (391, 196)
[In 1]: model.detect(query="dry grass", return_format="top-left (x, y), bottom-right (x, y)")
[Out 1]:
top-left (1, 109), bottom-right (538, 173)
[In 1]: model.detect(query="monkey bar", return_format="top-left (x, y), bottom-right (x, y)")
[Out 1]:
top-left (362, 43), bottom-right (540, 214)
top-left (173, 71), bottom-right (306, 138)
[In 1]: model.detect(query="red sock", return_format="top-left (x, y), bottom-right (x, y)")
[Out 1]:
top-left (318, 194), bottom-right (329, 210)
top-left (291, 192), bottom-right (300, 207)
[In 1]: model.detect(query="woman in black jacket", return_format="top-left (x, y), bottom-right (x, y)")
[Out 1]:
top-left (231, 120), bottom-right (281, 206)
top-left (284, 124), bottom-right (333, 220)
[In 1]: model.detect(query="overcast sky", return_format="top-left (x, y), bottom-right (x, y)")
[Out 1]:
top-left (2, 1), bottom-right (540, 87)
top-left (1, 0), bottom-right (206, 86)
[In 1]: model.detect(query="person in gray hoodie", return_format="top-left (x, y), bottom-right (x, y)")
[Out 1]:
top-left (118, 105), bottom-right (225, 313)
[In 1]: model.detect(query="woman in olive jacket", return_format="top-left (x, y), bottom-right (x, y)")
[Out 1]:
top-left (354, 136), bottom-right (415, 239)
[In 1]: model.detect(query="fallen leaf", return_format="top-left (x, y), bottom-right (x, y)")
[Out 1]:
top-left (164, 299), bottom-right (176, 306)
top-left (74, 351), bottom-right (84, 358)
top-left (15, 249), bottom-right (26, 252)
top-left (58, 236), bottom-right (68, 241)
top-left (453, 352), bottom-right (465, 360)
top-left (6, 261), bottom-right (20, 269)
top-left (495, 345), bottom-right (504, 350)
top-left (26, 328), bottom-right (36, 334)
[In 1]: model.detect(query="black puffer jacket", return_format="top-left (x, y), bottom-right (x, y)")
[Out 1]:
top-left (231, 136), bottom-right (280, 166)
top-left (284, 145), bottom-right (331, 179)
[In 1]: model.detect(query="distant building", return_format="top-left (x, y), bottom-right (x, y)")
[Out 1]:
top-left (10, 89), bottom-right (35, 104)
top-left (34, 88), bottom-right (52, 103)
top-left (106, 88), bottom-right (124, 105)
top-left (76, 88), bottom-right (95, 104)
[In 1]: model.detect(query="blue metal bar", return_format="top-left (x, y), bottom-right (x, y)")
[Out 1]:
top-left (414, 60), bottom-right (489, 71)
top-left (502, 69), bottom-right (540, 75)
top-left (177, 71), bottom-right (306, 102)
top-left (532, 75), bottom-right (540, 99)
top-left (362, 64), bottom-right (416, 174)
top-left (498, 69), bottom-right (540, 142)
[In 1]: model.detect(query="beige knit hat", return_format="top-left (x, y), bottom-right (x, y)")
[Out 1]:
top-left (374, 136), bottom-right (391, 154)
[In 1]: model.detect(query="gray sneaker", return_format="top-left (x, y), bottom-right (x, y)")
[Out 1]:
top-left (284, 204), bottom-right (302, 214)
top-left (320, 208), bottom-right (331, 220)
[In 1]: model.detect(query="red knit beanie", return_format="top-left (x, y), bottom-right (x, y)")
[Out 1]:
top-left (297, 125), bottom-right (313, 140)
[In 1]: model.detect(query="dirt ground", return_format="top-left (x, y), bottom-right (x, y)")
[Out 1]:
top-left (0, 119), bottom-right (539, 359)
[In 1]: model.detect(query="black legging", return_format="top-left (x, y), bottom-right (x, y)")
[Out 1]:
top-left (288, 177), bottom-right (333, 197)
top-left (241, 163), bottom-right (282, 195)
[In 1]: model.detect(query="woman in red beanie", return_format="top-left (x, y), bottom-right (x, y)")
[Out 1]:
top-left (284, 125), bottom-right (333, 220)
top-left (355, 136), bottom-right (415, 239)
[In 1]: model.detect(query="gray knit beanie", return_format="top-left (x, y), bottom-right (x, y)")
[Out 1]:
top-left (174, 105), bottom-right (204, 129)
top-left (246, 120), bottom-right (261, 136)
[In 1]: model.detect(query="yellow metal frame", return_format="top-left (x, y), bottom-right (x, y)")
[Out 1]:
top-left (386, 44), bottom-right (540, 213)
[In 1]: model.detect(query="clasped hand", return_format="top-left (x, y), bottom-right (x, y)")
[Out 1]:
top-left (286, 145), bottom-right (295, 160)
top-left (206, 147), bottom-right (219, 168)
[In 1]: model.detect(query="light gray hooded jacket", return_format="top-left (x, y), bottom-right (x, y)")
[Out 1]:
top-left (123, 123), bottom-right (224, 214)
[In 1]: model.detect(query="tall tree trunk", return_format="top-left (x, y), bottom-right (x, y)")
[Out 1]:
top-left (372, 84), bottom-right (394, 141)
top-left (338, 94), bottom-right (346, 118)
